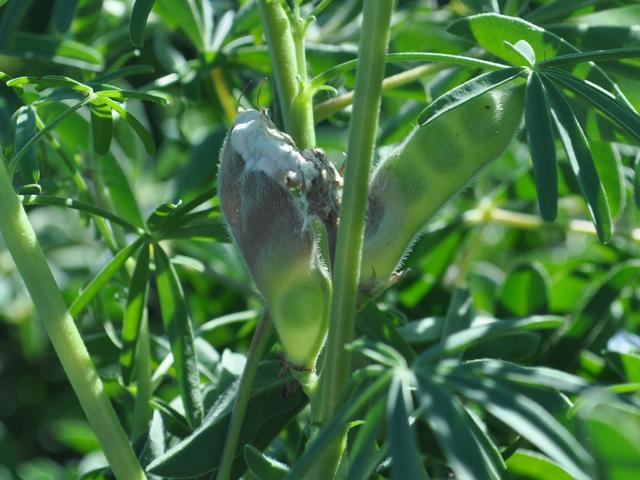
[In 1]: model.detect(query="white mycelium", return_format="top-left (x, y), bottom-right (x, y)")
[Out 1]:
top-left (230, 109), bottom-right (318, 189)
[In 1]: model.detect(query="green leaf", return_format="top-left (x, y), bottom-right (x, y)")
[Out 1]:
top-left (130, 0), bottom-right (156, 47)
top-left (53, 0), bottom-right (79, 33)
top-left (575, 394), bottom-right (640, 479)
top-left (590, 140), bottom-right (625, 220)
top-left (545, 68), bottom-right (640, 144)
top-left (539, 47), bottom-right (640, 68)
top-left (355, 303), bottom-right (416, 362)
top-left (444, 359), bottom-right (588, 393)
top-left (497, 262), bottom-right (550, 317)
top-left (549, 261), bottom-right (640, 368)
top-left (101, 96), bottom-right (156, 155)
top-left (90, 65), bottom-right (155, 84)
top-left (505, 39), bottom-right (536, 66)
top-left (387, 377), bottom-right (429, 480)
top-left (154, 244), bottom-right (204, 429)
top-left (418, 66), bottom-right (524, 125)
top-left (98, 154), bottom-right (145, 228)
top-left (604, 351), bottom-right (640, 383)
top-left (69, 236), bottom-right (146, 318)
top-left (147, 362), bottom-right (307, 478)
top-left (0, 0), bottom-right (31, 48)
top-left (542, 75), bottom-right (612, 242)
top-left (460, 0), bottom-right (499, 13)
top-left (440, 289), bottom-right (475, 360)
top-left (244, 445), bottom-right (289, 480)
top-left (96, 89), bottom-right (169, 106)
top-left (506, 450), bottom-right (574, 480)
top-left (417, 374), bottom-right (504, 480)
top-left (288, 373), bottom-right (392, 479)
top-left (447, 13), bottom-right (576, 67)
top-left (415, 316), bottom-right (564, 365)
top-left (635, 152), bottom-right (640, 207)
top-left (525, 72), bottom-right (558, 221)
top-left (14, 105), bottom-right (39, 184)
top-left (346, 399), bottom-right (386, 480)
top-left (89, 100), bottom-right (113, 155)
top-left (446, 374), bottom-right (593, 480)
top-left (0, 32), bottom-right (104, 71)
top-left (119, 243), bottom-right (150, 385)
top-left (446, 12), bottom-right (631, 104)
top-left (155, 0), bottom-right (212, 52)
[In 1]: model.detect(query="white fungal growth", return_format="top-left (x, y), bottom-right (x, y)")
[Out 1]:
top-left (230, 109), bottom-right (318, 187)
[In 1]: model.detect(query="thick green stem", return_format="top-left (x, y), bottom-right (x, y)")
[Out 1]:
top-left (216, 311), bottom-right (272, 480)
top-left (312, 0), bottom-right (394, 476)
top-left (257, 0), bottom-right (315, 148)
top-left (0, 160), bottom-right (146, 480)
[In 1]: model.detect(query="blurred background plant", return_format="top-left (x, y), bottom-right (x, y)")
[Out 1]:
top-left (0, 0), bottom-right (639, 479)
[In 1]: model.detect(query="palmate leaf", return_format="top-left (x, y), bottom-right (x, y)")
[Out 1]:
top-left (387, 375), bottom-right (429, 480)
top-left (525, 71), bottom-right (558, 221)
top-left (544, 67), bottom-right (640, 144)
top-left (447, 12), bottom-right (633, 106)
top-left (541, 75), bottom-right (612, 242)
top-left (415, 316), bottom-right (564, 365)
top-left (439, 288), bottom-right (474, 359)
top-left (443, 374), bottom-right (594, 480)
top-left (416, 373), bottom-right (505, 480)
top-left (148, 362), bottom-right (306, 478)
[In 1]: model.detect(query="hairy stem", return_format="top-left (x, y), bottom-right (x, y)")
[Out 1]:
top-left (257, 0), bottom-right (315, 148)
top-left (312, 0), bottom-right (394, 477)
top-left (216, 311), bottom-right (273, 480)
top-left (0, 160), bottom-right (146, 479)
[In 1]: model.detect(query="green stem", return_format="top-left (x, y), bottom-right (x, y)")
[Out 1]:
top-left (216, 311), bottom-right (273, 480)
top-left (312, 0), bottom-right (394, 476)
top-left (257, 0), bottom-right (315, 148)
top-left (0, 160), bottom-right (146, 479)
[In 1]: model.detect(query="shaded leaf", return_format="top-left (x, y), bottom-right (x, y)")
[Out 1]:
top-left (119, 243), bottom-right (150, 385)
top-left (542, 75), bottom-right (612, 242)
top-left (417, 374), bottom-right (504, 480)
top-left (154, 244), bottom-right (204, 429)
top-left (525, 72), bottom-right (558, 221)
top-left (13, 105), bottom-right (39, 184)
top-left (69, 236), bottom-right (146, 318)
top-left (388, 376), bottom-right (429, 480)
top-left (130, 0), bottom-right (156, 47)
top-left (497, 262), bottom-right (550, 317)
top-left (89, 100), bottom-right (112, 155)
top-left (147, 362), bottom-right (306, 478)
top-left (53, 0), bottom-right (79, 33)
top-left (101, 96), bottom-right (156, 154)
top-left (244, 445), bottom-right (289, 480)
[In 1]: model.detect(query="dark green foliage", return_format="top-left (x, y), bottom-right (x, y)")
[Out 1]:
top-left (0, 1), bottom-right (639, 479)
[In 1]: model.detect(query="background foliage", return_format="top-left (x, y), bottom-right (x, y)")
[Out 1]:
top-left (0, 0), bottom-right (639, 479)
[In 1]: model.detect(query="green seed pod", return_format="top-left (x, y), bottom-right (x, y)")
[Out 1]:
top-left (218, 109), bottom-right (339, 368)
top-left (361, 86), bottom-right (525, 292)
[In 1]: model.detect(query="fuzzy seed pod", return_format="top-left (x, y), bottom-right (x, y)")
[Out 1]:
top-left (218, 109), bottom-right (340, 368)
top-left (361, 86), bottom-right (525, 292)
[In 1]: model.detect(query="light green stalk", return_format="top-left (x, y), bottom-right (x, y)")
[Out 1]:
top-left (0, 159), bottom-right (146, 480)
top-left (311, 1), bottom-right (395, 477)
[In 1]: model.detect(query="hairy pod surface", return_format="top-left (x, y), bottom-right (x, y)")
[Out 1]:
top-left (218, 109), bottom-right (339, 367)
top-left (361, 86), bottom-right (525, 291)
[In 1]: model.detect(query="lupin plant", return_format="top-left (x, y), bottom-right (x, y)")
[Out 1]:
top-left (0, 1), bottom-right (640, 479)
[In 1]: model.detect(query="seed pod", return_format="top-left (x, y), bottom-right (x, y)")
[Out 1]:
top-left (361, 86), bottom-right (525, 292)
top-left (218, 109), bottom-right (339, 368)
